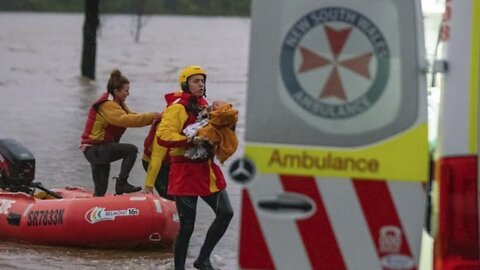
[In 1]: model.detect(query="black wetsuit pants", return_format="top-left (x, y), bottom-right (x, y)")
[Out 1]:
top-left (174, 190), bottom-right (234, 270)
top-left (83, 142), bottom-right (138, 196)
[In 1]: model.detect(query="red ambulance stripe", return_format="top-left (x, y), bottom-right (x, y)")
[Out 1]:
top-left (281, 175), bottom-right (347, 270)
top-left (238, 189), bottom-right (275, 269)
top-left (353, 180), bottom-right (416, 270)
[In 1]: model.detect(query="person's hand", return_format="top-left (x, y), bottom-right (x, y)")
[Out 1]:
top-left (154, 112), bottom-right (163, 121)
top-left (143, 187), bottom-right (154, 194)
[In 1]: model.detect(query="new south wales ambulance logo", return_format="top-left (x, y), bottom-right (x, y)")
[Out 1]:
top-left (280, 7), bottom-right (390, 119)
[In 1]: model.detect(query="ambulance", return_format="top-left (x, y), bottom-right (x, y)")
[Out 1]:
top-left (229, 0), bottom-right (431, 269)
top-left (430, 0), bottom-right (480, 269)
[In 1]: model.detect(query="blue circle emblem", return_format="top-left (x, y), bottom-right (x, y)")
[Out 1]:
top-left (280, 7), bottom-right (390, 119)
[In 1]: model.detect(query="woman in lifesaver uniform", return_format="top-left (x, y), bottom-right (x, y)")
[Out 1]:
top-left (156, 66), bottom-right (234, 270)
top-left (80, 69), bottom-right (159, 196)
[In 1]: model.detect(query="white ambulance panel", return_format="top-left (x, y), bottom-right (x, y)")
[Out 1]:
top-left (246, 0), bottom-right (425, 147)
top-left (432, 0), bottom-right (480, 269)
top-left (233, 0), bottom-right (429, 269)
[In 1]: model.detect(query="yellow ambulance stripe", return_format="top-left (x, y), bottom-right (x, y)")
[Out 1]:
top-left (469, 0), bottom-right (480, 154)
top-left (245, 124), bottom-right (428, 182)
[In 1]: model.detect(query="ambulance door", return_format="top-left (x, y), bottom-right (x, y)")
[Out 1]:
top-left (433, 0), bottom-right (480, 269)
top-left (230, 0), bottom-right (429, 269)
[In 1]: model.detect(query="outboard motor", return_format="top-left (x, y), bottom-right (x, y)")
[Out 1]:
top-left (0, 138), bottom-right (35, 191)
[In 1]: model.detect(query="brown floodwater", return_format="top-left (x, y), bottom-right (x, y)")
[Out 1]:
top-left (0, 12), bottom-right (249, 269)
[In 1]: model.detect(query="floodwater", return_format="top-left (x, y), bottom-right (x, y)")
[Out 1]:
top-left (0, 12), bottom-right (249, 269)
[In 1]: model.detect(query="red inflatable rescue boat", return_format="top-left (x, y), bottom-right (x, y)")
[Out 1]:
top-left (0, 138), bottom-right (179, 249)
top-left (0, 187), bottom-right (179, 249)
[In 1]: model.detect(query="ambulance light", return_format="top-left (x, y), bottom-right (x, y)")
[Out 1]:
top-left (435, 156), bottom-right (479, 269)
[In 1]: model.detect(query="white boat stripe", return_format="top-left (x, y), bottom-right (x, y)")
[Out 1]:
top-left (387, 180), bottom-right (426, 265)
top-left (22, 203), bottom-right (34, 217)
top-left (129, 196), bottom-right (147, 201)
top-left (153, 199), bottom-right (162, 214)
top-left (317, 177), bottom-right (382, 270)
top-left (248, 174), bottom-right (311, 270)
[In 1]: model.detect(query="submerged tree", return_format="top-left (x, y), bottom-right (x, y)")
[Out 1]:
top-left (81, 0), bottom-right (100, 80)
top-left (132, 0), bottom-right (147, 43)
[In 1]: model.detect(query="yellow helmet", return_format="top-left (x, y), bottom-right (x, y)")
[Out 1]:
top-left (178, 65), bottom-right (207, 91)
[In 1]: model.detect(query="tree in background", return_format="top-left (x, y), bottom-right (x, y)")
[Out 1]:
top-left (132, 0), bottom-right (147, 43)
top-left (164, 0), bottom-right (177, 13)
top-left (81, 0), bottom-right (99, 80)
top-left (0, 0), bottom-right (251, 16)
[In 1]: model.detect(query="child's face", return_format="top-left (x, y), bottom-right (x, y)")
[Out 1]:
top-left (212, 101), bottom-right (227, 111)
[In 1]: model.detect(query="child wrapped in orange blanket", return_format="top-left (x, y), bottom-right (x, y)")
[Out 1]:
top-left (183, 101), bottom-right (238, 164)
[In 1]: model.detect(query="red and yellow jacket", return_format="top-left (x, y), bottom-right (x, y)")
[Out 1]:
top-left (156, 93), bottom-right (226, 196)
top-left (143, 92), bottom-right (208, 189)
top-left (81, 92), bottom-right (155, 144)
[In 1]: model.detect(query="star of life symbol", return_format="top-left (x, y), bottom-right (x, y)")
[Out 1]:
top-left (280, 7), bottom-right (390, 119)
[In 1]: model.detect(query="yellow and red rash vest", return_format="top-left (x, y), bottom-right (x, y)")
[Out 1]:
top-left (156, 93), bottom-right (226, 196)
top-left (142, 92), bottom-right (208, 161)
top-left (143, 92), bottom-right (208, 189)
top-left (81, 92), bottom-right (154, 144)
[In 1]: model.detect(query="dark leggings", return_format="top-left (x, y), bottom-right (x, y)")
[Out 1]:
top-left (174, 190), bottom-right (234, 270)
top-left (83, 142), bottom-right (138, 196)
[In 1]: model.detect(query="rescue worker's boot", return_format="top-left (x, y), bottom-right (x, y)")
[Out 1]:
top-left (193, 259), bottom-right (218, 270)
top-left (114, 177), bottom-right (141, 195)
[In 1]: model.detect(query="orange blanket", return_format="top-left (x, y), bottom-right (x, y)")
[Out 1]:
top-left (197, 103), bottom-right (238, 163)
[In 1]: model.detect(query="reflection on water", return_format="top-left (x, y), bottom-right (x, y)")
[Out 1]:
top-left (0, 242), bottom-right (174, 270)
top-left (0, 12), bottom-right (249, 269)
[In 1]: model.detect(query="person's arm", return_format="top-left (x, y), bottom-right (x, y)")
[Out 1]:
top-left (144, 142), bottom-right (168, 190)
top-left (156, 104), bottom-right (190, 148)
top-left (99, 101), bottom-right (156, 127)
